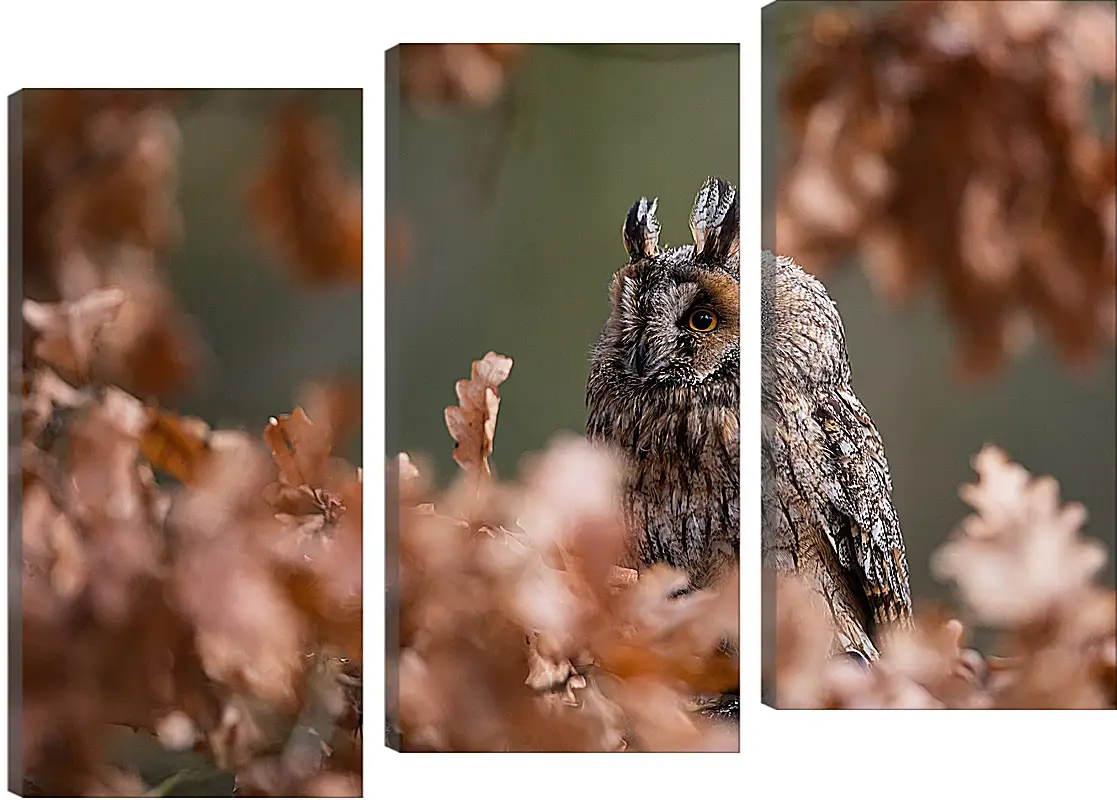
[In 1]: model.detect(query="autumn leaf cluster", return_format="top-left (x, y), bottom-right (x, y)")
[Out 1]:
top-left (776, 0), bottom-right (1116, 377)
top-left (18, 89), bottom-right (363, 797)
top-left (391, 353), bottom-right (739, 752)
top-left (772, 445), bottom-right (1116, 710)
top-left (399, 44), bottom-right (527, 113)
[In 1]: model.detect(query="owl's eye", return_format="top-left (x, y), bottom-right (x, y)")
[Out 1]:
top-left (686, 307), bottom-right (719, 332)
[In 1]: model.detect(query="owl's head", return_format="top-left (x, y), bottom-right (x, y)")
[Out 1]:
top-left (591, 177), bottom-right (740, 394)
top-left (760, 251), bottom-right (851, 399)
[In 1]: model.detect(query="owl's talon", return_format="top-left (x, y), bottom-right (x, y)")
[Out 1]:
top-left (836, 650), bottom-right (871, 670)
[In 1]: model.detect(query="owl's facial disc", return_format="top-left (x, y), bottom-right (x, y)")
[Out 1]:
top-left (610, 259), bottom-right (739, 386)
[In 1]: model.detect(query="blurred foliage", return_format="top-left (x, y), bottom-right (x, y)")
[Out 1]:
top-left (393, 352), bottom-right (1113, 748)
top-left (775, 0), bottom-right (1115, 377)
top-left (391, 352), bottom-right (739, 751)
top-left (764, 1), bottom-right (1116, 637)
top-left (15, 89), bottom-right (361, 796)
top-left (771, 446), bottom-right (1115, 710)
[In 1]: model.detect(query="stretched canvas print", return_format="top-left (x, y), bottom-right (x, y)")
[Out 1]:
top-left (761, 0), bottom-right (1116, 709)
top-left (10, 89), bottom-right (363, 795)
top-left (385, 44), bottom-right (742, 752)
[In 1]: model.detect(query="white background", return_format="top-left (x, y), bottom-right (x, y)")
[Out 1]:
top-left (0, 1), bottom-right (1111, 796)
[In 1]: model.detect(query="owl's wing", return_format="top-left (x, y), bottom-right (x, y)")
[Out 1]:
top-left (813, 385), bottom-right (913, 628)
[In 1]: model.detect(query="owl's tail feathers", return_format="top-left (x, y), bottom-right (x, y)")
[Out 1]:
top-left (861, 547), bottom-right (915, 633)
top-left (833, 612), bottom-right (881, 663)
top-left (868, 590), bottom-right (915, 629)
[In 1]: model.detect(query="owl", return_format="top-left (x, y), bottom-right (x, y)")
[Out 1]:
top-left (587, 177), bottom-right (740, 593)
top-left (761, 251), bottom-right (913, 661)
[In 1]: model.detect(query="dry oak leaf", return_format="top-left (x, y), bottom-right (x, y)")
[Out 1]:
top-left (400, 44), bottom-right (527, 111)
top-left (263, 407), bottom-right (344, 525)
top-left (22, 367), bottom-right (91, 444)
top-left (776, 1), bottom-right (1116, 377)
top-left (265, 407), bottom-right (330, 489)
top-left (139, 409), bottom-right (211, 484)
top-left (22, 288), bottom-right (125, 381)
top-left (932, 445), bottom-right (1108, 627)
top-left (97, 253), bottom-right (203, 399)
top-left (444, 351), bottom-right (513, 478)
top-left (880, 614), bottom-right (992, 710)
top-left (248, 104), bottom-right (362, 287)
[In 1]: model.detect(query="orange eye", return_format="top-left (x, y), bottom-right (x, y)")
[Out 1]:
top-left (687, 307), bottom-right (719, 332)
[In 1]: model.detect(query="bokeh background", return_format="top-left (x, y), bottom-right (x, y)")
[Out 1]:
top-left (13, 88), bottom-right (362, 796)
top-left (166, 89), bottom-right (362, 450)
top-left (762, 1), bottom-right (1116, 613)
top-left (387, 45), bottom-right (740, 486)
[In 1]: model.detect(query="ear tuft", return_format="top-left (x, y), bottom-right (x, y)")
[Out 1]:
top-left (690, 177), bottom-right (739, 262)
top-left (622, 197), bottom-right (660, 261)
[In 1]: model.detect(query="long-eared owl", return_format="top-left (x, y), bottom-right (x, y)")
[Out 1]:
top-left (587, 177), bottom-right (740, 593)
top-left (761, 251), bottom-right (913, 660)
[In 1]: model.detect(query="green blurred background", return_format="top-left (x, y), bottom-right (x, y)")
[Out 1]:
top-left (167, 89), bottom-right (362, 459)
top-left (762, 1), bottom-right (1117, 609)
top-left (387, 45), bottom-right (740, 486)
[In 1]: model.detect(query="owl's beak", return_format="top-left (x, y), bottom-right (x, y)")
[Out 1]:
top-left (629, 338), bottom-right (666, 379)
top-left (631, 340), bottom-right (650, 376)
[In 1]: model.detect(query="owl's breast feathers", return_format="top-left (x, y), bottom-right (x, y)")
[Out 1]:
top-left (587, 386), bottom-right (740, 588)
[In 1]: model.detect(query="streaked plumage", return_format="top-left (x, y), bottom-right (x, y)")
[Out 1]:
top-left (761, 251), bottom-right (912, 659)
top-left (587, 177), bottom-right (740, 592)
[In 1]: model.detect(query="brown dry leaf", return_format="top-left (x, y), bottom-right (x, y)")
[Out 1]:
top-left (264, 407), bottom-right (331, 490)
top-left (880, 613), bottom-right (992, 709)
top-left (604, 565), bottom-right (638, 595)
top-left (56, 102), bottom-right (183, 258)
top-left (399, 44), bottom-right (527, 112)
top-left (60, 390), bottom-right (164, 625)
top-left (21, 89), bottom-right (183, 288)
top-left (300, 379), bottom-right (362, 450)
top-left (262, 403), bottom-right (350, 545)
top-left (515, 435), bottom-right (626, 569)
top-left (139, 409), bottom-right (211, 484)
top-left (19, 90), bottom-right (199, 399)
top-left (96, 253), bottom-right (203, 399)
top-left (174, 522), bottom-right (304, 708)
top-left (301, 772), bottom-right (362, 798)
top-left (23, 288), bottom-right (126, 383)
top-left (259, 395), bottom-right (362, 660)
top-left (777, 1), bottom-right (1116, 376)
top-left (444, 351), bottom-right (513, 479)
top-left (770, 574), bottom-right (963, 710)
top-left (248, 104), bottom-right (362, 287)
top-left (22, 366), bottom-right (91, 444)
top-left (281, 474), bottom-right (363, 661)
top-left (770, 577), bottom-right (830, 708)
top-left (607, 677), bottom-right (738, 753)
top-left (397, 452), bottom-right (421, 488)
top-left (22, 479), bottom-right (87, 604)
top-left (931, 445), bottom-right (1107, 626)
top-left (995, 586), bottom-right (1116, 709)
